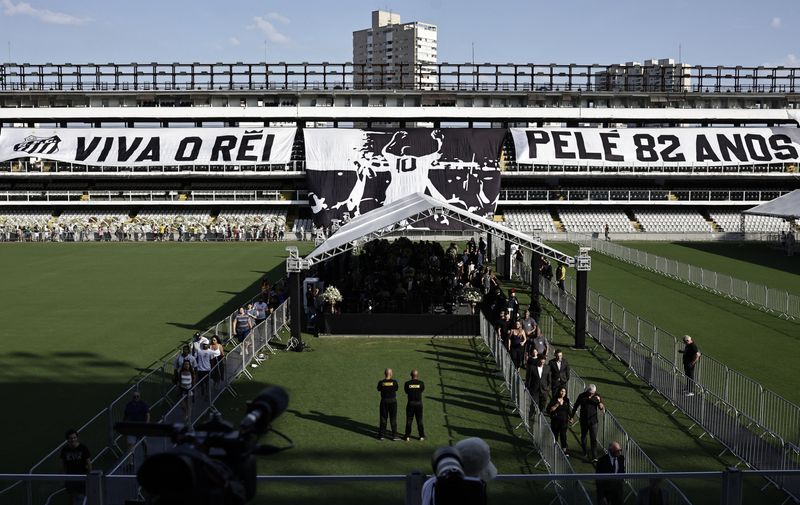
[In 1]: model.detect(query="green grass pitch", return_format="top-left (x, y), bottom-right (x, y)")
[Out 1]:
top-left (1, 239), bottom-right (797, 504)
top-left (550, 241), bottom-right (800, 404)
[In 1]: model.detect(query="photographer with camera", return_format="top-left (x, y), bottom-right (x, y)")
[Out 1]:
top-left (421, 437), bottom-right (497, 505)
top-left (116, 385), bottom-right (291, 505)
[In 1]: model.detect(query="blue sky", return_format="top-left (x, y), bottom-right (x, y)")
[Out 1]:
top-left (0, 0), bottom-right (797, 66)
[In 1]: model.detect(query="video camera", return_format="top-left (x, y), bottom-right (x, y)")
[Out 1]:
top-left (115, 386), bottom-right (291, 505)
top-left (430, 447), bottom-right (487, 505)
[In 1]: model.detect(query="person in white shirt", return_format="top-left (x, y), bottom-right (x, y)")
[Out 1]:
top-left (253, 298), bottom-right (268, 326)
top-left (194, 343), bottom-right (214, 401)
top-left (190, 331), bottom-right (209, 357)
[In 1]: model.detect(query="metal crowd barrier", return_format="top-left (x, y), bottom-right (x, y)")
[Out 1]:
top-left (552, 272), bottom-right (800, 450)
top-left (478, 313), bottom-right (593, 505)
top-left (6, 284), bottom-right (288, 505)
top-left (8, 469), bottom-right (794, 505)
top-left (538, 278), bottom-right (800, 502)
top-left (106, 304), bottom-right (288, 452)
top-left (569, 234), bottom-right (800, 320)
top-left (88, 301), bottom-right (290, 505)
top-left (480, 312), bottom-right (691, 505)
top-left (482, 240), bottom-right (799, 451)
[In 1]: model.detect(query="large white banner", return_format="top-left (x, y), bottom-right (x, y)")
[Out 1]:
top-left (0, 127), bottom-right (296, 166)
top-left (511, 127), bottom-right (800, 165)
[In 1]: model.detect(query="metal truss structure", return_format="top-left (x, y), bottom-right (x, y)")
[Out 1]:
top-left (294, 193), bottom-right (576, 272)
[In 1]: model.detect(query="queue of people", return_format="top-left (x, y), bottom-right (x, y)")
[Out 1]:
top-left (172, 331), bottom-right (228, 420)
top-left (489, 279), bottom-right (614, 465)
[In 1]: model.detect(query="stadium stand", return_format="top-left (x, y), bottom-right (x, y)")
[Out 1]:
top-left (558, 209), bottom-right (634, 233)
top-left (0, 209), bottom-right (290, 241)
top-left (57, 211), bottom-right (125, 241)
top-left (292, 217), bottom-right (313, 235)
top-left (633, 209), bottom-right (713, 233)
top-left (0, 209), bottom-right (53, 229)
top-left (215, 209), bottom-right (287, 240)
top-left (708, 210), bottom-right (792, 233)
top-left (502, 209), bottom-right (556, 233)
top-left (743, 214), bottom-right (793, 233)
top-left (706, 210), bottom-right (743, 232)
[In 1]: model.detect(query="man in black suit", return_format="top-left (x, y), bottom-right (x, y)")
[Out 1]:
top-left (525, 355), bottom-right (551, 412)
top-left (571, 384), bottom-right (605, 461)
top-left (595, 441), bottom-right (625, 505)
top-left (495, 309), bottom-right (510, 348)
top-left (549, 349), bottom-right (570, 396)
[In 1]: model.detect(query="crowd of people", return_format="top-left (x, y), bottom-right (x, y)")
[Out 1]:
top-left (0, 221), bottom-right (287, 242)
top-left (0, 214), bottom-right (291, 242)
top-left (311, 236), bottom-right (493, 314)
top-left (485, 266), bottom-right (619, 470)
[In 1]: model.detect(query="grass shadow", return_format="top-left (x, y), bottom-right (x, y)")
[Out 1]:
top-left (674, 241), bottom-right (800, 277)
top-left (287, 409), bottom-right (376, 438)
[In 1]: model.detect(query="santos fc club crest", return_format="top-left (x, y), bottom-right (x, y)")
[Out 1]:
top-left (13, 135), bottom-right (62, 155)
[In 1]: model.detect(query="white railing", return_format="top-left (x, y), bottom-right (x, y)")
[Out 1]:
top-left (537, 277), bottom-right (800, 501)
top-left (8, 469), bottom-right (794, 505)
top-left (0, 189), bottom-right (308, 203)
top-left (498, 188), bottom-right (787, 204)
top-left (570, 234), bottom-right (800, 320)
top-left (506, 161), bottom-right (799, 176)
top-left (9, 285), bottom-right (288, 505)
top-left (478, 313), bottom-right (692, 505)
top-left (0, 160), bottom-right (305, 173)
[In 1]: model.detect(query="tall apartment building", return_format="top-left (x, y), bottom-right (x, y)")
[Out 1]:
top-left (595, 58), bottom-right (691, 92)
top-left (353, 10), bottom-right (438, 90)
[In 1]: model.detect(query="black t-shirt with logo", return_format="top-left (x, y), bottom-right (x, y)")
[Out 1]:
top-left (404, 379), bottom-right (425, 403)
top-left (377, 379), bottom-right (399, 401)
top-left (60, 443), bottom-right (90, 474)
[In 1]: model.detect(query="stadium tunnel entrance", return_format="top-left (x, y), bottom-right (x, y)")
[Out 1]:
top-left (284, 192), bottom-right (591, 348)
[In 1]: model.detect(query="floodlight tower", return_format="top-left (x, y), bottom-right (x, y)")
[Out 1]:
top-left (574, 247), bottom-right (592, 349)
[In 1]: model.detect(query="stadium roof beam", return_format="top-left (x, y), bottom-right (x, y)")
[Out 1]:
top-left (1, 106), bottom-right (798, 125)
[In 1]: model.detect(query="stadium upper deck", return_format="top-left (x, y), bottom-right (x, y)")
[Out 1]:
top-left (0, 62), bottom-right (798, 236)
top-left (1, 62), bottom-right (799, 125)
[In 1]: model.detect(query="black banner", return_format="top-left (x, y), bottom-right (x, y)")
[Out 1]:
top-left (304, 128), bottom-right (506, 229)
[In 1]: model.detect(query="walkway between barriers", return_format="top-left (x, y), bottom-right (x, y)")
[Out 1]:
top-left (536, 277), bottom-right (800, 502)
top-left (477, 312), bottom-right (691, 505)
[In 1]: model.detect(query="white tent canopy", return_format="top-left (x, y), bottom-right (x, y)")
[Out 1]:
top-left (743, 190), bottom-right (800, 220)
top-left (303, 193), bottom-right (575, 267)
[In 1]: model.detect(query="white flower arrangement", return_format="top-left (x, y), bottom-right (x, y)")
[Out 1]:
top-left (463, 287), bottom-right (483, 304)
top-left (322, 286), bottom-right (343, 304)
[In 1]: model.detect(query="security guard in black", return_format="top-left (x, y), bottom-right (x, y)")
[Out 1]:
top-left (403, 369), bottom-right (426, 441)
top-left (377, 368), bottom-right (399, 440)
